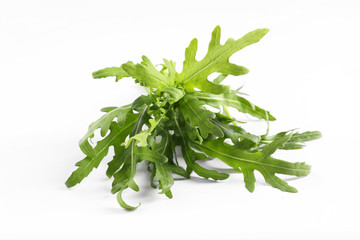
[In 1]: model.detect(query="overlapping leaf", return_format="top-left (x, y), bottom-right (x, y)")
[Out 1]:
top-left (193, 134), bottom-right (311, 193)
top-left (261, 130), bottom-right (322, 150)
top-left (78, 104), bottom-right (132, 158)
top-left (122, 56), bottom-right (174, 90)
top-left (66, 114), bottom-right (137, 187)
top-left (211, 118), bottom-right (261, 148)
top-left (175, 115), bottom-right (229, 180)
top-left (195, 91), bottom-right (276, 121)
top-left (179, 94), bottom-right (223, 138)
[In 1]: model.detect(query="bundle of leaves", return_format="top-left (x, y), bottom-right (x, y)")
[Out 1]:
top-left (65, 26), bottom-right (321, 210)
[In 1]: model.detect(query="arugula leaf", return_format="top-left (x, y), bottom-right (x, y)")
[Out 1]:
top-left (132, 95), bottom-right (152, 112)
top-left (92, 66), bottom-right (130, 81)
top-left (117, 189), bottom-right (141, 210)
top-left (211, 118), bottom-right (261, 148)
top-left (153, 162), bottom-right (174, 198)
top-left (66, 119), bottom-right (135, 188)
top-left (179, 26), bottom-right (268, 94)
top-left (195, 91), bottom-right (276, 121)
top-left (162, 87), bottom-right (185, 104)
top-left (66, 26), bottom-right (320, 210)
top-left (267, 131), bottom-right (321, 150)
top-left (193, 136), bottom-right (311, 193)
top-left (78, 104), bottom-right (132, 158)
top-left (153, 126), bottom-right (175, 164)
top-left (175, 115), bottom-right (229, 180)
top-left (122, 56), bottom-right (174, 90)
top-left (179, 93), bottom-right (223, 138)
top-left (110, 106), bottom-right (149, 187)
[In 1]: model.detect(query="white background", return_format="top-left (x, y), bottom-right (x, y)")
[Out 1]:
top-left (1, 0), bottom-right (359, 239)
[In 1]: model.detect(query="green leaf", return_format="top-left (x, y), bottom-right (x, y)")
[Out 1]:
top-left (131, 95), bottom-right (152, 112)
top-left (262, 132), bottom-right (293, 157)
top-left (154, 126), bottom-right (175, 163)
top-left (134, 146), bottom-right (168, 164)
top-left (179, 26), bottom-right (269, 94)
top-left (92, 66), bottom-right (130, 81)
top-left (148, 163), bottom-right (157, 188)
top-left (175, 115), bottom-right (229, 180)
top-left (110, 145), bottom-right (168, 193)
top-left (104, 112), bottom-right (150, 178)
top-left (165, 164), bottom-right (189, 178)
top-left (211, 118), bottom-right (261, 148)
top-left (122, 56), bottom-right (174, 90)
top-left (106, 147), bottom-right (127, 178)
top-left (79, 104), bottom-right (132, 158)
top-left (154, 162), bottom-right (174, 198)
top-left (107, 144), bottom-right (168, 179)
top-left (65, 119), bottom-right (136, 188)
top-left (111, 152), bottom-right (135, 194)
top-left (117, 190), bottom-right (141, 211)
top-left (195, 91), bottom-right (276, 121)
top-left (127, 116), bottom-right (165, 147)
top-left (194, 136), bottom-right (311, 193)
top-left (111, 107), bottom-right (149, 194)
top-left (283, 131), bottom-right (322, 149)
top-left (179, 94), bottom-right (224, 138)
top-left (261, 131), bottom-right (322, 150)
top-left (163, 59), bottom-right (176, 79)
top-left (110, 106), bottom-right (171, 202)
top-left (289, 131), bottom-right (322, 142)
top-left (162, 87), bottom-right (185, 104)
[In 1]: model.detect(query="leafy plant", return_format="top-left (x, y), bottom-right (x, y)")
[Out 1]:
top-left (65, 26), bottom-right (321, 210)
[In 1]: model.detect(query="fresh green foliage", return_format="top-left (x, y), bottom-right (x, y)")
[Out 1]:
top-left (66, 26), bottom-right (321, 210)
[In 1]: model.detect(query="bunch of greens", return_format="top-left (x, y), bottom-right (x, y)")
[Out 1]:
top-left (65, 26), bottom-right (321, 210)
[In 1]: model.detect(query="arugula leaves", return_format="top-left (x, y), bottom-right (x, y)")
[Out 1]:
top-left (66, 26), bottom-right (321, 210)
